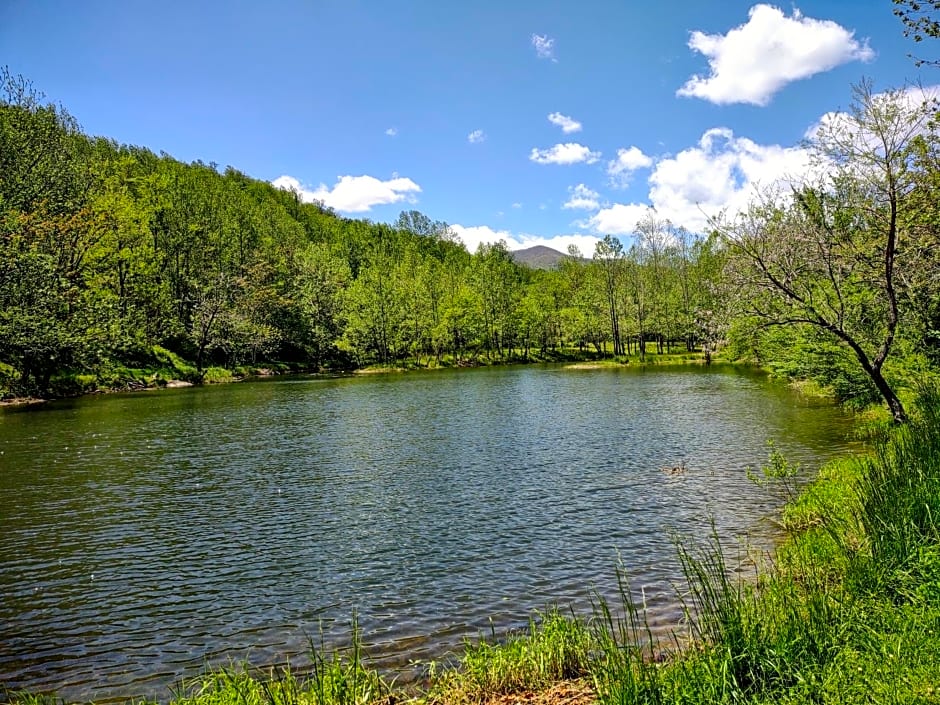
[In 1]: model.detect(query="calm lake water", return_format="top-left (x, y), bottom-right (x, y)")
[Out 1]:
top-left (0, 365), bottom-right (856, 702)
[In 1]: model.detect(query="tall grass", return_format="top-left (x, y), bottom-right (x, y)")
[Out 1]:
top-left (170, 665), bottom-right (304, 705)
top-left (850, 385), bottom-right (940, 603)
top-left (589, 573), bottom-right (665, 705)
top-left (427, 608), bottom-right (593, 705)
top-left (303, 616), bottom-right (390, 705)
top-left (165, 616), bottom-right (390, 705)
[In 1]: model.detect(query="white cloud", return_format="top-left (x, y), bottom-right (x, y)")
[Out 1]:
top-left (531, 33), bottom-right (556, 61)
top-left (450, 223), bottom-right (601, 256)
top-left (607, 147), bottom-right (653, 186)
top-left (272, 174), bottom-right (421, 213)
top-left (468, 129), bottom-right (486, 144)
top-left (548, 112), bottom-right (582, 133)
top-left (805, 84), bottom-right (940, 143)
top-left (587, 203), bottom-right (654, 236)
top-left (587, 127), bottom-right (813, 234)
top-left (530, 142), bottom-right (601, 165)
top-left (615, 86), bottom-right (936, 234)
top-left (512, 202), bottom-right (523, 209)
top-left (563, 184), bottom-right (601, 210)
top-left (677, 4), bottom-right (874, 106)
top-left (385, 127), bottom-right (397, 137)
top-left (650, 128), bottom-right (815, 231)
top-left (449, 224), bottom-right (516, 252)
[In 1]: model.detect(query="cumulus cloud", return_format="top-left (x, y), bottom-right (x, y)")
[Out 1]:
top-left (582, 90), bottom-right (931, 235)
top-left (586, 203), bottom-right (654, 236)
top-left (677, 4), bottom-right (874, 106)
top-left (530, 143), bottom-right (601, 165)
top-left (620, 86), bottom-right (936, 234)
top-left (531, 33), bottom-right (556, 61)
top-left (563, 184), bottom-right (601, 210)
top-left (385, 127), bottom-right (397, 137)
top-left (468, 129), bottom-right (486, 144)
top-left (450, 223), bottom-right (601, 256)
top-left (607, 147), bottom-right (653, 186)
top-left (587, 127), bottom-right (814, 234)
top-left (272, 174), bottom-right (421, 213)
top-left (805, 84), bottom-right (940, 144)
top-left (449, 224), bottom-right (517, 252)
top-left (548, 112), bottom-right (582, 133)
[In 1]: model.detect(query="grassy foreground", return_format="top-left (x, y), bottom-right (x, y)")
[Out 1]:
top-left (8, 389), bottom-right (940, 705)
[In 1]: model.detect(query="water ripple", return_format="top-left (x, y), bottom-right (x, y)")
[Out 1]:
top-left (0, 366), bottom-right (855, 702)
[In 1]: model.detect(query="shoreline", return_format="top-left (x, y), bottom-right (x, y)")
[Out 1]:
top-left (1, 350), bottom-right (726, 407)
top-left (0, 357), bottom-right (842, 413)
top-left (0, 396), bottom-right (48, 407)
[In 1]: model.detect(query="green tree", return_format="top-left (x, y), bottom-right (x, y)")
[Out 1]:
top-left (722, 83), bottom-right (938, 423)
top-left (472, 241), bottom-right (521, 358)
top-left (893, 0), bottom-right (940, 66)
top-left (690, 233), bottom-right (734, 364)
top-left (287, 243), bottom-right (350, 368)
top-left (593, 235), bottom-right (625, 356)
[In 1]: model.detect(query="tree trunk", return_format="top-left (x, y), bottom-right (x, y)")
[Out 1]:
top-left (869, 364), bottom-right (908, 424)
top-left (842, 335), bottom-right (907, 424)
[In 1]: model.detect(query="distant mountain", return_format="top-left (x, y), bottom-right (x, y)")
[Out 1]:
top-left (511, 245), bottom-right (571, 270)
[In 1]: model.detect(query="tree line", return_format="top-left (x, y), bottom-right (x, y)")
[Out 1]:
top-left (0, 70), bottom-right (725, 393)
top-left (1, 68), bottom-right (938, 422)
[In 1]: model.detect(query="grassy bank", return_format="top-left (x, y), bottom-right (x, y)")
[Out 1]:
top-left (8, 389), bottom-right (940, 705)
top-left (2, 345), bottom-right (716, 402)
top-left (0, 345), bottom-right (315, 403)
top-left (355, 348), bottom-right (715, 374)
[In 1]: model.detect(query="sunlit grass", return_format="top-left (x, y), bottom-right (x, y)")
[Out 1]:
top-left (162, 618), bottom-right (390, 705)
top-left (427, 609), bottom-right (593, 705)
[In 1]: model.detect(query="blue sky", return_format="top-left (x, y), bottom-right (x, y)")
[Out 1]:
top-left (2, 1), bottom-right (937, 253)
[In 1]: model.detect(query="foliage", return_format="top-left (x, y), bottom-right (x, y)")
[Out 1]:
top-left (746, 439), bottom-right (804, 505)
top-left (0, 71), bottom-right (734, 398)
top-left (2, 70), bottom-right (940, 420)
top-left (893, 0), bottom-right (940, 65)
top-left (720, 82), bottom-right (940, 422)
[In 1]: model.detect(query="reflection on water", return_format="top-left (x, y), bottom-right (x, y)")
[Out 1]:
top-left (0, 365), bottom-right (855, 701)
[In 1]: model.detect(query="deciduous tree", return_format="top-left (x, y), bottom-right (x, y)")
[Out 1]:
top-left (722, 82), bottom-right (938, 422)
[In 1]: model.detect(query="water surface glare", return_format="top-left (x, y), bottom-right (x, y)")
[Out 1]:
top-left (0, 365), bottom-right (856, 701)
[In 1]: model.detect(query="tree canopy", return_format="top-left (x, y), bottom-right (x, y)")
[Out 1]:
top-left (2, 67), bottom-right (940, 423)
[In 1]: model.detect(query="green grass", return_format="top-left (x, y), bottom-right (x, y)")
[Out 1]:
top-left (427, 609), bottom-right (594, 705)
top-left (156, 618), bottom-right (391, 705)
top-left (576, 383), bottom-right (940, 704)
top-left (581, 383), bottom-right (940, 704)
top-left (355, 346), bottom-right (715, 374)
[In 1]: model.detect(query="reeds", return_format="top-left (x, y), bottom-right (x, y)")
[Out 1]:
top-left (588, 383), bottom-right (940, 703)
top-left (589, 572), bottom-right (665, 705)
top-left (164, 616), bottom-right (390, 705)
top-left (427, 608), bottom-right (594, 705)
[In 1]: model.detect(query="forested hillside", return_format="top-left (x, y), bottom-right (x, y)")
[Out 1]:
top-left (2, 69), bottom-right (938, 420)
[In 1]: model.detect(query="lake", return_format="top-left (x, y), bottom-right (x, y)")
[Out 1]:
top-left (0, 364), bottom-right (857, 702)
